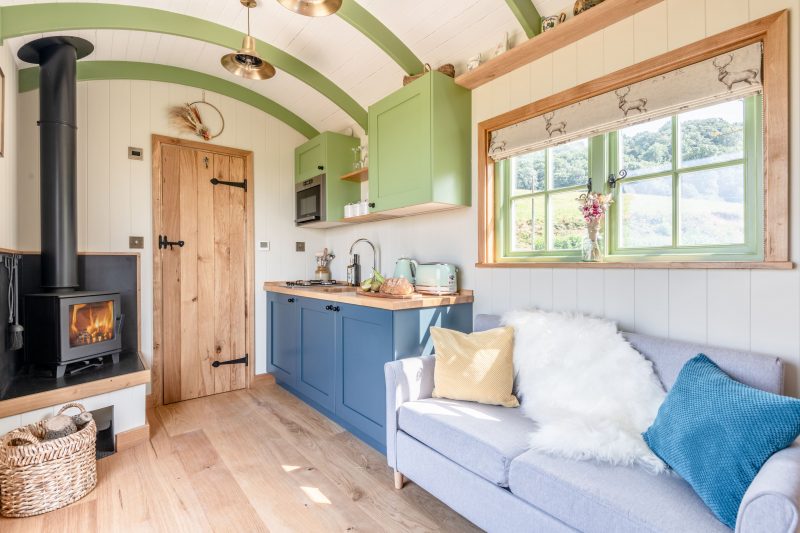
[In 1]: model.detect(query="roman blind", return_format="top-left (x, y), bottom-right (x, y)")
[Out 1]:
top-left (489, 43), bottom-right (763, 161)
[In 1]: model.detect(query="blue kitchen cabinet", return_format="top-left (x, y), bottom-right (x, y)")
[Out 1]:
top-left (335, 304), bottom-right (394, 447)
top-left (266, 290), bottom-right (473, 453)
top-left (267, 292), bottom-right (299, 387)
top-left (297, 298), bottom-right (336, 410)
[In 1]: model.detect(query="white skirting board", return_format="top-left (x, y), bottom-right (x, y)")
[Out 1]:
top-left (0, 384), bottom-right (147, 438)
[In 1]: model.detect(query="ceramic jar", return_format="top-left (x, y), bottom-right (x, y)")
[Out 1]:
top-left (541, 13), bottom-right (567, 32)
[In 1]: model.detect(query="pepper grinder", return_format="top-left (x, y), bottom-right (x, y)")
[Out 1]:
top-left (347, 254), bottom-right (361, 287)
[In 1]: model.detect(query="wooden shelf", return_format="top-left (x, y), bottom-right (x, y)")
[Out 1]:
top-left (455, 0), bottom-right (663, 90)
top-left (340, 212), bottom-right (397, 224)
top-left (340, 167), bottom-right (369, 183)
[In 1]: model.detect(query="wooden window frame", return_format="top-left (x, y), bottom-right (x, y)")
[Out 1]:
top-left (477, 11), bottom-right (791, 270)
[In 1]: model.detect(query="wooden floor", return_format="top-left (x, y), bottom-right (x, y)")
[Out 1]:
top-left (0, 381), bottom-right (479, 532)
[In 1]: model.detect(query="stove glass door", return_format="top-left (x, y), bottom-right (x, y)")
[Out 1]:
top-left (69, 299), bottom-right (116, 347)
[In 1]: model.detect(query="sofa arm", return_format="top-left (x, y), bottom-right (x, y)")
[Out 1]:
top-left (384, 355), bottom-right (435, 469)
top-left (737, 444), bottom-right (800, 533)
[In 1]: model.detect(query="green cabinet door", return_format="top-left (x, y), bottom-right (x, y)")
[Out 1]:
top-left (368, 71), bottom-right (471, 214)
top-left (295, 136), bottom-right (325, 183)
top-left (293, 132), bottom-right (361, 223)
top-left (368, 78), bottom-right (432, 212)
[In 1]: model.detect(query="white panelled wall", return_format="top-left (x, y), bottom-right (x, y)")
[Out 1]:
top-left (16, 80), bottom-right (326, 375)
top-left (0, 42), bottom-right (19, 250)
top-left (326, 0), bottom-right (800, 396)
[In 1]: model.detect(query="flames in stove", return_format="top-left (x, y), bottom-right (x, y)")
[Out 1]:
top-left (69, 300), bottom-right (115, 347)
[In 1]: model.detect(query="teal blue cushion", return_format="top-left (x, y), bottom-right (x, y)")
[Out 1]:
top-left (643, 354), bottom-right (800, 529)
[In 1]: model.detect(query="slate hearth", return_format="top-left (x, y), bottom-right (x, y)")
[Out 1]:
top-left (0, 350), bottom-right (144, 401)
top-left (0, 253), bottom-right (141, 400)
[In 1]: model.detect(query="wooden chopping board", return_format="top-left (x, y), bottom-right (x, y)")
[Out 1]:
top-left (356, 288), bottom-right (421, 299)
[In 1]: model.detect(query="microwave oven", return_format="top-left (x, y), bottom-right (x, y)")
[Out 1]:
top-left (295, 174), bottom-right (326, 225)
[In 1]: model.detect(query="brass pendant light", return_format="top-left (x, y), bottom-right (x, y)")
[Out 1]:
top-left (221, 0), bottom-right (276, 80)
top-left (277, 0), bottom-right (342, 17)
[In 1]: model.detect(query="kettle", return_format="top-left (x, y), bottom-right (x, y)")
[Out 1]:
top-left (393, 258), bottom-right (418, 284)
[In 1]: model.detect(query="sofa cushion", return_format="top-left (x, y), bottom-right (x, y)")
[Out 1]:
top-left (431, 326), bottom-right (519, 407)
top-left (508, 450), bottom-right (731, 533)
top-left (643, 354), bottom-right (800, 529)
top-left (398, 398), bottom-right (535, 487)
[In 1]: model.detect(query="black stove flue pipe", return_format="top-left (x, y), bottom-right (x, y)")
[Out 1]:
top-left (18, 37), bottom-right (93, 292)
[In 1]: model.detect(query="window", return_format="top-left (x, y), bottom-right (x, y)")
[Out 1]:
top-left (496, 96), bottom-right (763, 263)
top-left (500, 139), bottom-right (594, 257)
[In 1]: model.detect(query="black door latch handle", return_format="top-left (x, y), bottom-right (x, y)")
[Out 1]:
top-left (288, 298), bottom-right (296, 303)
top-left (210, 177), bottom-right (248, 191)
top-left (158, 235), bottom-right (185, 250)
top-left (325, 304), bottom-right (333, 310)
top-left (212, 354), bottom-right (248, 368)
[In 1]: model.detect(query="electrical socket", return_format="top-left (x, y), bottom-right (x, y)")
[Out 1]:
top-left (295, 242), bottom-right (305, 252)
top-left (128, 147), bottom-right (143, 160)
top-left (259, 241), bottom-right (270, 251)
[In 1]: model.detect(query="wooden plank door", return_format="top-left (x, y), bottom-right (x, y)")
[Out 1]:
top-left (159, 144), bottom-right (248, 404)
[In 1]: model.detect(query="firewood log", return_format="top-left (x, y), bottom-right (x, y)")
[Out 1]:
top-left (72, 412), bottom-right (93, 429)
top-left (43, 415), bottom-right (77, 440)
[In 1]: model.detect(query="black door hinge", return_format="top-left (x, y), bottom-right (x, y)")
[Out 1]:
top-left (210, 178), bottom-right (247, 192)
top-left (212, 354), bottom-right (248, 368)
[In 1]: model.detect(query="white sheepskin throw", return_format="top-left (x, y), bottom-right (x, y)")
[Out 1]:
top-left (502, 309), bottom-right (666, 472)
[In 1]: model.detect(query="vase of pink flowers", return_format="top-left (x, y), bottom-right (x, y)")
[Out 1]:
top-left (578, 191), bottom-right (613, 262)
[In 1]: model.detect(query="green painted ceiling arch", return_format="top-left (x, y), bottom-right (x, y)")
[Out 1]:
top-left (504, 0), bottom-right (542, 39)
top-left (18, 60), bottom-right (319, 139)
top-left (337, 1), bottom-right (423, 75)
top-left (0, 2), bottom-right (368, 130)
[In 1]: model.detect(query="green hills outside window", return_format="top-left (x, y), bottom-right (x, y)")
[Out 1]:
top-left (495, 95), bottom-right (764, 263)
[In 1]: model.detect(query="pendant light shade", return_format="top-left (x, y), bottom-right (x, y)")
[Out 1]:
top-left (277, 0), bottom-right (342, 17)
top-left (221, 0), bottom-right (276, 80)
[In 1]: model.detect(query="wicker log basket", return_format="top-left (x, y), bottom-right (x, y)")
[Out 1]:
top-left (0, 403), bottom-right (97, 518)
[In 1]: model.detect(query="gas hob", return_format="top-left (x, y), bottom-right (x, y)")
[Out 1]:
top-left (284, 279), bottom-right (341, 288)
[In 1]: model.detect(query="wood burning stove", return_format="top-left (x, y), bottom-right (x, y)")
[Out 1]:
top-left (25, 291), bottom-right (122, 377)
top-left (15, 36), bottom-right (127, 378)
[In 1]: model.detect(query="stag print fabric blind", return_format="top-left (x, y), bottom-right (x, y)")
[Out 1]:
top-left (489, 43), bottom-right (763, 160)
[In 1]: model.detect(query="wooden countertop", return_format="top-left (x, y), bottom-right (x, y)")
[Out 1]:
top-left (264, 282), bottom-right (473, 311)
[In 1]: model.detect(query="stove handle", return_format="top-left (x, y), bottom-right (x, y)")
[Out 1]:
top-left (116, 313), bottom-right (125, 341)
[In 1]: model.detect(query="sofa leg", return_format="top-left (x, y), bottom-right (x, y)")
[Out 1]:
top-left (394, 471), bottom-right (405, 490)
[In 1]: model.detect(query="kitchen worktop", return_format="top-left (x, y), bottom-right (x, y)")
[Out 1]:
top-left (263, 282), bottom-right (473, 311)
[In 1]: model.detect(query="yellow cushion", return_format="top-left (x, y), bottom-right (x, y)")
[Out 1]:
top-left (431, 326), bottom-right (519, 408)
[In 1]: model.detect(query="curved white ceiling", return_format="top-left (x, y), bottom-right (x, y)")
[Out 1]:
top-left (3, 0), bottom-right (574, 135)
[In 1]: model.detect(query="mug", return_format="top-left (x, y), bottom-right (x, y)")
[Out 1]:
top-left (541, 13), bottom-right (567, 32)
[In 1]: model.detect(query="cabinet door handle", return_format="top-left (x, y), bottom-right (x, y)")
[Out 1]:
top-left (368, 202), bottom-right (375, 209)
top-left (333, 306), bottom-right (340, 312)
top-left (317, 165), bottom-right (324, 171)
top-left (287, 298), bottom-right (295, 303)
top-left (325, 304), bottom-right (333, 310)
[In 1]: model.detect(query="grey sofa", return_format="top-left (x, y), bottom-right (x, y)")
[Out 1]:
top-left (384, 314), bottom-right (800, 533)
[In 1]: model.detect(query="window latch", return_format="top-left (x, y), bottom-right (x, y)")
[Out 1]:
top-left (607, 169), bottom-right (628, 190)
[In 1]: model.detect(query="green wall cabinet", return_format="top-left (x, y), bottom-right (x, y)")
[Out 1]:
top-left (368, 71), bottom-right (471, 215)
top-left (294, 131), bottom-right (361, 226)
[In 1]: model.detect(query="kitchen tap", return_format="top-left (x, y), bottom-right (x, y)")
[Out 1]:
top-left (348, 238), bottom-right (378, 286)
